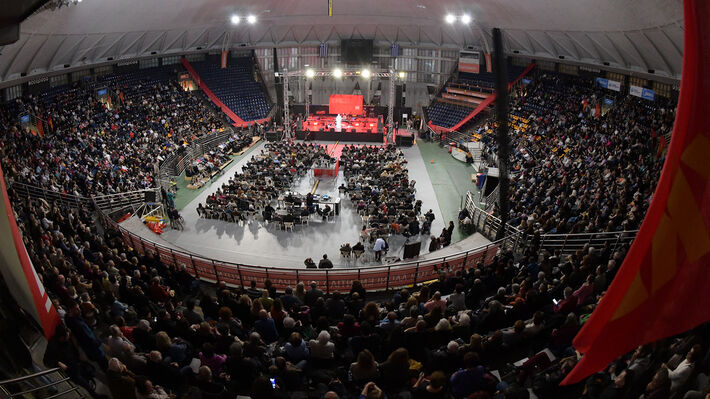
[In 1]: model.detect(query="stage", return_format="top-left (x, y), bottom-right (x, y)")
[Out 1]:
top-left (297, 114), bottom-right (385, 142)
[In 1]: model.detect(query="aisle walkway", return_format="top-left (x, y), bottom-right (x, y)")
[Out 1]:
top-left (417, 140), bottom-right (480, 242)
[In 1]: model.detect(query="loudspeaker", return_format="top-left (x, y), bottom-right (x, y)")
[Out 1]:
top-left (145, 191), bottom-right (157, 203)
top-left (396, 135), bottom-right (414, 147)
top-left (403, 241), bottom-right (421, 259)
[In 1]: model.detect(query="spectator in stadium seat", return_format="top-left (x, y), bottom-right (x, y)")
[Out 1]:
top-left (554, 287), bottom-right (578, 314)
top-left (254, 309), bottom-right (279, 344)
top-left (308, 330), bottom-right (335, 361)
top-left (667, 344), bottom-right (702, 393)
top-left (424, 292), bottom-right (447, 314)
top-left (450, 352), bottom-right (485, 399)
top-left (183, 298), bottom-right (204, 325)
top-left (412, 370), bottom-right (450, 399)
top-left (305, 281), bottom-right (324, 307)
top-left (318, 254), bottom-right (334, 269)
top-left (350, 349), bottom-right (380, 382)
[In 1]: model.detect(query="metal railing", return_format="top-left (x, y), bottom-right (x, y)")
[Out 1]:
top-left (95, 206), bottom-right (506, 293)
top-left (0, 368), bottom-right (87, 399)
top-left (92, 189), bottom-right (159, 213)
top-left (463, 191), bottom-right (637, 255)
top-left (465, 191), bottom-right (524, 244)
top-left (8, 182), bottom-right (85, 209)
top-left (537, 230), bottom-right (637, 255)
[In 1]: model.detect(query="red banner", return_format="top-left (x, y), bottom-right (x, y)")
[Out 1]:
top-left (442, 93), bottom-right (482, 104)
top-left (484, 53), bottom-right (492, 73)
top-left (562, 0), bottom-right (710, 384)
top-left (0, 166), bottom-right (60, 339)
top-left (328, 94), bottom-right (363, 115)
top-left (446, 87), bottom-right (489, 98)
top-left (221, 51), bottom-right (228, 69)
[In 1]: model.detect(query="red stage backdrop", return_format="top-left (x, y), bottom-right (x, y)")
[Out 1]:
top-left (562, 0), bottom-right (710, 385)
top-left (329, 94), bottom-right (363, 115)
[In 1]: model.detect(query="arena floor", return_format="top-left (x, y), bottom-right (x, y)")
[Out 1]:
top-left (122, 139), bottom-right (490, 268)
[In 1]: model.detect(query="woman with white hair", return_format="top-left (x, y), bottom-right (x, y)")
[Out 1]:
top-left (106, 357), bottom-right (136, 399)
top-left (308, 330), bottom-right (335, 360)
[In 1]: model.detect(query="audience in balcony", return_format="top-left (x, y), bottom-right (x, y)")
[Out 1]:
top-left (0, 66), bottom-right (231, 197)
top-left (480, 72), bottom-right (675, 236)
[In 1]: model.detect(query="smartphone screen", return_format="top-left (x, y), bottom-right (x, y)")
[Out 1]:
top-left (270, 378), bottom-right (276, 388)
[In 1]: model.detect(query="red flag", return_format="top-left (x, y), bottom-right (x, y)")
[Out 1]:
top-left (594, 102), bottom-right (601, 118)
top-left (47, 115), bottom-right (53, 132)
top-left (119, 91), bottom-right (124, 104)
top-left (562, 0), bottom-right (710, 385)
top-left (221, 50), bottom-right (228, 69)
top-left (36, 119), bottom-right (44, 137)
top-left (582, 99), bottom-right (589, 112)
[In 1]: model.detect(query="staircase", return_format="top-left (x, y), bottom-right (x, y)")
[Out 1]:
top-left (428, 62), bottom-right (536, 134)
top-left (0, 368), bottom-right (89, 399)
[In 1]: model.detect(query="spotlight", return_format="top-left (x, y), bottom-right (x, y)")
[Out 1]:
top-left (305, 69), bottom-right (315, 78)
top-left (461, 14), bottom-right (471, 24)
top-left (247, 15), bottom-right (257, 24)
top-left (333, 68), bottom-right (343, 78)
top-left (445, 14), bottom-right (456, 24)
top-left (398, 71), bottom-right (406, 79)
top-left (230, 15), bottom-right (240, 25)
top-left (362, 69), bottom-right (371, 78)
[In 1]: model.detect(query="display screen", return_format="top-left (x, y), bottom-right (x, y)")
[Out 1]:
top-left (20, 114), bottom-right (30, 124)
top-left (341, 39), bottom-right (373, 65)
top-left (97, 88), bottom-right (108, 96)
top-left (329, 94), bottom-right (364, 115)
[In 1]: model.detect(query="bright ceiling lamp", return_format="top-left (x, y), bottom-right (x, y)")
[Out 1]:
top-left (305, 69), bottom-right (315, 78)
top-left (247, 15), bottom-right (257, 24)
top-left (361, 69), bottom-right (371, 78)
top-left (461, 14), bottom-right (471, 24)
top-left (398, 71), bottom-right (406, 79)
top-left (230, 15), bottom-right (240, 25)
top-left (333, 68), bottom-right (343, 78)
top-left (445, 14), bottom-right (456, 24)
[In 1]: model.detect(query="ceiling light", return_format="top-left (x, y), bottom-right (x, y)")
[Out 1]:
top-left (333, 68), bottom-right (343, 78)
top-left (416, 4), bottom-right (426, 8)
top-left (398, 71), bottom-right (406, 79)
top-left (445, 14), bottom-right (456, 24)
top-left (230, 15), bottom-right (240, 25)
top-left (305, 69), bottom-right (315, 78)
top-left (247, 15), bottom-right (257, 24)
top-left (461, 14), bottom-right (471, 24)
top-left (362, 69), bottom-right (371, 78)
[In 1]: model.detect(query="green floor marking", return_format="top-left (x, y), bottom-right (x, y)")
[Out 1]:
top-left (417, 140), bottom-right (481, 242)
top-left (172, 141), bottom-right (262, 211)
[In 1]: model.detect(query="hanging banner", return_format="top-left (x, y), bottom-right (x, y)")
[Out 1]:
top-left (459, 51), bottom-right (480, 74)
top-left (484, 53), bottom-right (493, 73)
top-left (630, 85), bottom-right (656, 101)
top-left (595, 77), bottom-right (621, 92)
top-left (221, 51), bottom-right (228, 69)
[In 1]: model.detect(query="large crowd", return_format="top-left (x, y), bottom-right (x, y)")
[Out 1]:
top-left (3, 65), bottom-right (710, 399)
top-left (479, 72), bottom-right (675, 236)
top-left (8, 188), bottom-right (710, 399)
top-left (199, 142), bottom-right (334, 223)
top-left (0, 66), bottom-right (228, 197)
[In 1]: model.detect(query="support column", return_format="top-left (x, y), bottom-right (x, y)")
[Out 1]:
top-left (492, 27), bottom-right (510, 240)
top-left (283, 70), bottom-right (291, 140)
top-left (387, 70), bottom-right (396, 143)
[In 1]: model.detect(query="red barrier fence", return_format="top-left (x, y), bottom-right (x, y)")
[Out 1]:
top-left (98, 210), bottom-right (503, 293)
